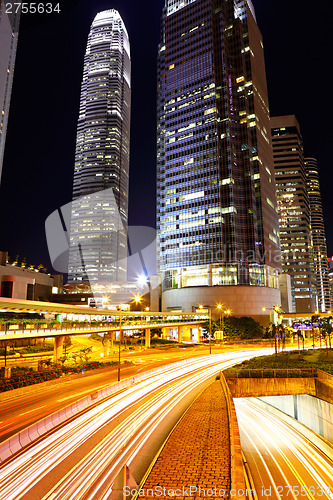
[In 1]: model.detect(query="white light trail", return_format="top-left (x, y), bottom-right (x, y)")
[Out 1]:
top-left (0, 351), bottom-right (257, 499)
top-left (236, 399), bottom-right (333, 499)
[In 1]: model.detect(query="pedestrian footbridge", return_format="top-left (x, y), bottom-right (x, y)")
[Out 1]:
top-left (0, 298), bottom-right (206, 361)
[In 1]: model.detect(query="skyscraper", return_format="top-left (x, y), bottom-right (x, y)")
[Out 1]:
top-left (0, 3), bottom-right (20, 182)
top-left (157, 0), bottom-right (281, 320)
top-left (271, 115), bottom-right (317, 313)
top-left (305, 157), bottom-right (332, 312)
top-left (68, 10), bottom-right (131, 289)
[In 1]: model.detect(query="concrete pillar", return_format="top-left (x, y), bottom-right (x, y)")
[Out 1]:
top-left (182, 327), bottom-right (191, 342)
top-left (178, 326), bottom-right (182, 343)
top-left (145, 328), bottom-right (151, 348)
top-left (0, 367), bottom-right (11, 378)
top-left (54, 335), bottom-right (64, 363)
top-left (208, 264), bottom-right (213, 286)
top-left (161, 327), bottom-right (169, 340)
top-left (104, 332), bottom-right (114, 357)
top-left (149, 275), bottom-right (161, 312)
top-left (192, 327), bottom-right (200, 343)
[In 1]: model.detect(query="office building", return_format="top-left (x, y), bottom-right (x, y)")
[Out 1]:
top-left (328, 257), bottom-right (333, 306)
top-left (271, 115), bottom-right (317, 313)
top-left (68, 10), bottom-right (131, 290)
top-left (305, 158), bottom-right (332, 312)
top-left (157, 0), bottom-right (282, 320)
top-left (0, 4), bottom-right (20, 182)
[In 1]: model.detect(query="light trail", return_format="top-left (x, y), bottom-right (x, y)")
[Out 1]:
top-left (235, 399), bottom-right (333, 499)
top-left (0, 350), bottom-right (261, 500)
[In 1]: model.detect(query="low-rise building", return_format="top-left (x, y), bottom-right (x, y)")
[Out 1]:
top-left (0, 251), bottom-right (61, 301)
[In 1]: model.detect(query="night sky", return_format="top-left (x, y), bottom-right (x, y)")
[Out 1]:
top-left (0, 0), bottom-right (332, 273)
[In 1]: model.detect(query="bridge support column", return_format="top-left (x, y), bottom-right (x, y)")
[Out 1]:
top-left (178, 326), bottom-right (182, 343)
top-left (145, 329), bottom-right (151, 349)
top-left (182, 327), bottom-right (191, 342)
top-left (161, 327), bottom-right (169, 340)
top-left (104, 332), bottom-right (114, 357)
top-left (54, 336), bottom-right (64, 363)
top-left (192, 326), bottom-right (200, 343)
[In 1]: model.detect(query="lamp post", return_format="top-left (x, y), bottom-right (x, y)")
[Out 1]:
top-left (217, 304), bottom-right (223, 342)
top-left (263, 306), bottom-right (280, 355)
top-left (216, 305), bottom-right (231, 343)
top-left (133, 294), bottom-right (143, 349)
top-left (199, 305), bottom-right (212, 354)
top-left (117, 310), bottom-right (122, 382)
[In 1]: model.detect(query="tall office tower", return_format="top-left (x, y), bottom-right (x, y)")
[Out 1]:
top-left (68, 10), bottom-right (131, 289)
top-left (305, 158), bottom-right (332, 312)
top-left (328, 257), bottom-right (333, 307)
top-left (0, 3), bottom-right (20, 182)
top-left (271, 116), bottom-right (317, 313)
top-left (157, 0), bottom-right (282, 320)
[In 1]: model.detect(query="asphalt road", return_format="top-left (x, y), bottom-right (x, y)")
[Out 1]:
top-left (0, 351), bottom-right (258, 500)
top-left (0, 346), bottom-right (221, 442)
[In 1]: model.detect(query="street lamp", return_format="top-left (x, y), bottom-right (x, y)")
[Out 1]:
top-left (134, 295), bottom-right (141, 306)
top-left (263, 305), bottom-right (280, 355)
top-left (216, 305), bottom-right (231, 342)
top-left (217, 304), bottom-right (223, 341)
top-left (199, 304), bottom-right (212, 354)
top-left (117, 310), bottom-right (123, 381)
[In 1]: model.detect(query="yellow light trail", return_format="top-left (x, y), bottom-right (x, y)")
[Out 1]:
top-left (0, 351), bottom-right (258, 499)
top-left (235, 399), bottom-right (333, 499)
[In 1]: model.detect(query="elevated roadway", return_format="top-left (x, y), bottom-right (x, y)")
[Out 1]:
top-left (0, 298), bottom-right (206, 360)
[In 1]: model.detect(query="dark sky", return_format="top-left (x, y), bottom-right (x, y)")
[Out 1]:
top-left (0, 0), bottom-right (332, 273)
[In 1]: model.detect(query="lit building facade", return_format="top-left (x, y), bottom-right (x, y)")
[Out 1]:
top-left (305, 157), bottom-right (332, 312)
top-left (157, 0), bottom-right (282, 320)
top-left (328, 257), bottom-right (333, 305)
top-left (271, 115), bottom-right (317, 313)
top-left (0, 4), bottom-right (20, 182)
top-left (68, 10), bottom-right (131, 289)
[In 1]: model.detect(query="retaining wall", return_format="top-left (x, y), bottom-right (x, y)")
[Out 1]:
top-left (226, 377), bottom-right (317, 398)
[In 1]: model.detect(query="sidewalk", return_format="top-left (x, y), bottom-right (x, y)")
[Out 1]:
top-left (139, 380), bottom-right (231, 499)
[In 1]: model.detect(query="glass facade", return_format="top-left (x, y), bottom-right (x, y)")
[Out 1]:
top-left (0, 4), bottom-right (20, 182)
top-left (68, 10), bottom-right (131, 287)
top-left (305, 158), bottom-right (332, 311)
top-left (271, 116), bottom-right (317, 313)
top-left (157, 0), bottom-right (281, 293)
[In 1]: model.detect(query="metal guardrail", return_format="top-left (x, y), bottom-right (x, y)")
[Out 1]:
top-left (225, 368), bottom-right (318, 378)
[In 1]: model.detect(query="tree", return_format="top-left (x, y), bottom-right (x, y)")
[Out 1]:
top-left (224, 316), bottom-right (263, 339)
top-left (151, 328), bottom-right (162, 338)
top-left (201, 320), bottom-right (219, 338)
top-left (312, 315), bottom-right (333, 352)
top-left (79, 347), bottom-right (92, 363)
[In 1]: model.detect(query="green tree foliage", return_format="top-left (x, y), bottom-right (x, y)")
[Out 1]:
top-left (201, 320), bottom-right (219, 338)
top-left (224, 316), bottom-right (264, 339)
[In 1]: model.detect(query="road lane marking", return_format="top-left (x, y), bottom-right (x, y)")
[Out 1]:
top-left (57, 388), bottom-right (97, 402)
top-left (19, 405), bottom-right (47, 416)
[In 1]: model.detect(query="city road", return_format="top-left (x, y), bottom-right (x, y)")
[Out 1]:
top-left (0, 346), bottom-right (216, 442)
top-left (0, 350), bottom-right (259, 500)
top-left (235, 398), bottom-right (333, 499)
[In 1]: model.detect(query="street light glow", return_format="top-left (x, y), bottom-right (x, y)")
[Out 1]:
top-left (137, 275), bottom-right (147, 286)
